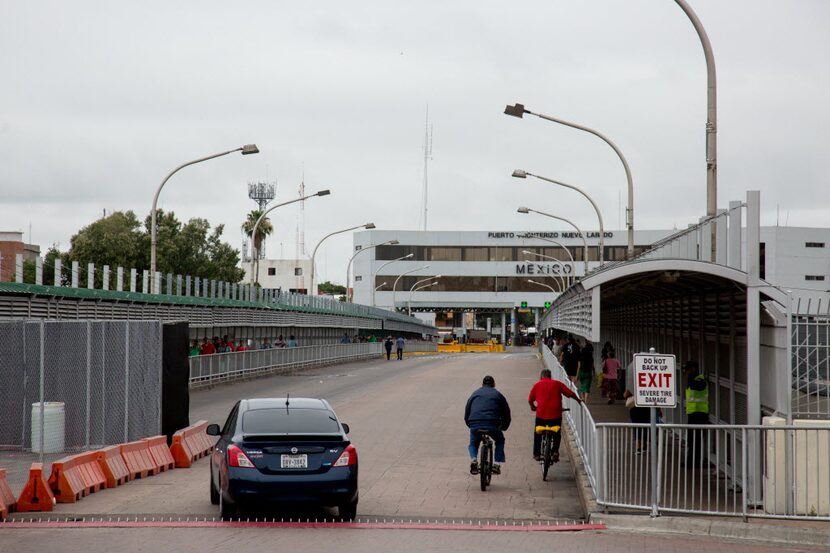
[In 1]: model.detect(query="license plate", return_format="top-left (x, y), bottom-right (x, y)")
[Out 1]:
top-left (280, 454), bottom-right (308, 469)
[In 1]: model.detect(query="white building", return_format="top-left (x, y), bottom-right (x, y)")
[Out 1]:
top-left (351, 227), bottom-right (830, 339)
top-left (242, 258), bottom-right (312, 294)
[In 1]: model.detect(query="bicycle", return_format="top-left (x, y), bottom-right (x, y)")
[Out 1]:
top-left (475, 429), bottom-right (495, 491)
top-left (535, 408), bottom-right (568, 481)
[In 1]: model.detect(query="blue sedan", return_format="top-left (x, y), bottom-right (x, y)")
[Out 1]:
top-left (207, 397), bottom-right (358, 520)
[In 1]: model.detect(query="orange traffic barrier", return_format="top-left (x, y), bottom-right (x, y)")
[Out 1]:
top-left (170, 420), bottom-right (214, 468)
top-left (16, 463), bottom-right (55, 512)
top-left (47, 451), bottom-right (107, 503)
top-left (0, 468), bottom-right (17, 521)
top-left (120, 440), bottom-right (157, 479)
top-left (143, 435), bottom-right (175, 473)
top-left (96, 445), bottom-right (131, 488)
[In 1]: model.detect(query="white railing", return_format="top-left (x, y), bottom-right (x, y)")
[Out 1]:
top-left (189, 343), bottom-right (383, 387)
top-left (596, 422), bottom-right (830, 520)
top-left (542, 346), bottom-right (599, 496)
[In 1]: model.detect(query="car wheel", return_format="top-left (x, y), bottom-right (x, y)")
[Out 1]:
top-left (338, 500), bottom-right (358, 521)
top-left (220, 494), bottom-right (237, 521)
top-left (210, 471), bottom-right (220, 505)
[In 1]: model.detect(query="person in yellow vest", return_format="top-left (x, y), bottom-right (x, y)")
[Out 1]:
top-left (684, 360), bottom-right (709, 468)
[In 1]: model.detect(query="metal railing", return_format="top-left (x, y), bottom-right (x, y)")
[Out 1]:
top-left (542, 346), bottom-right (599, 495)
top-left (189, 343), bottom-right (385, 387)
top-left (596, 423), bottom-right (830, 520)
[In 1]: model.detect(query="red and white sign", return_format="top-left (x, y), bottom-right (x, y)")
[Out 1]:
top-left (633, 353), bottom-right (677, 408)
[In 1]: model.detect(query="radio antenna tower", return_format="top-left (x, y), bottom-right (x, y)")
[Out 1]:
top-left (420, 105), bottom-right (433, 231)
top-left (247, 180), bottom-right (276, 259)
top-left (296, 168), bottom-right (307, 291)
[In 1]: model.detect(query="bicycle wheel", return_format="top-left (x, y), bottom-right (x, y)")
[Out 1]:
top-left (542, 433), bottom-right (552, 481)
top-left (479, 440), bottom-right (491, 491)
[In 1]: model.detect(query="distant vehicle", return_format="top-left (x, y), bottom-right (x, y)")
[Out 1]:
top-left (207, 397), bottom-right (358, 520)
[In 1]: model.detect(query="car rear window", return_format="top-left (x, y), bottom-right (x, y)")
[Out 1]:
top-left (241, 408), bottom-right (341, 435)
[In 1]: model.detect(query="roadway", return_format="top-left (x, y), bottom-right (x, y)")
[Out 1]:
top-left (2, 351), bottom-right (823, 552)
top-left (10, 349), bottom-right (583, 520)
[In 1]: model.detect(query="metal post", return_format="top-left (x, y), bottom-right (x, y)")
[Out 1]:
top-left (85, 321), bottom-right (91, 448)
top-left (674, 0), bottom-right (717, 260)
top-left (35, 256), bottom-right (43, 285)
top-left (650, 406), bottom-right (658, 517)
top-left (103, 265), bottom-right (110, 290)
top-left (71, 261), bottom-right (79, 288)
top-left (727, 201), bottom-right (742, 270)
top-left (15, 254), bottom-right (23, 283)
top-left (38, 320), bottom-right (45, 463)
top-left (500, 312), bottom-right (506, 345)
top-left (87, 263), bottom-right (95, 289)
top-left (124, 322), bottom-right (130, 441)
top-left (54, 258), bottom-right (62, 286)
top-left (117, 266), bottom-right (124, 291)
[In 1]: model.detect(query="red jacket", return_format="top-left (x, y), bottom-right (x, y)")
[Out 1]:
top-left (528, 377), bottom-right (578, 419)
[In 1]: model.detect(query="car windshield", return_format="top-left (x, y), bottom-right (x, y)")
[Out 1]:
top-left (241, 408), bottom-right (341, 435)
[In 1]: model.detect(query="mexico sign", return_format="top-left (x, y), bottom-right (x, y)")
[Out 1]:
top-left (633, 353), bottom-right (677, 408)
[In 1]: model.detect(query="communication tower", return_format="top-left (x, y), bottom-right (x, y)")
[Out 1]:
top-left (247, 180), bottom-right (277, 260)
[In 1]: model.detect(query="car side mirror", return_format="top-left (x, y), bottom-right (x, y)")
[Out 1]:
top-left (206, 423), bottom-right (221, 436)
top-left (342, 423), bottom-right (350, 434)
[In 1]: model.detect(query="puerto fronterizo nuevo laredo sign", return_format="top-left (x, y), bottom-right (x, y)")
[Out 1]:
top-left (633, 353), bottom-right (677, 408)
top-left (487, 231), bottom-right (614, 239)
top-left (515, 263), bottom-right (573, 275)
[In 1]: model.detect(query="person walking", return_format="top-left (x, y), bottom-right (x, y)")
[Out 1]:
top-left (465, 375), bottom-right (511, 475)
top-left (286, 335), bottom-right (298, 348)
top-left (384, 336), bottom-right (393, 360)
top-left (577, 342), bottom-right (594, 402)
top-left (559, 335), bottom-right (581, 385)
top-left (601, 350), bottom-right (621, 404)
top-left (528, 368), bottom-right (581, 462)
top-left (684, 360), bottom-right (709, 467)
top-left (396, 335), bottom-right (405, 360)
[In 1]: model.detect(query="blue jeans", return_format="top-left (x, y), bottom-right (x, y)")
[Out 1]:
top-left (468, 427), bottom-right (505, 463)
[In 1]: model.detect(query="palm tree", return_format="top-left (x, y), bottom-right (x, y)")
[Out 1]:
top-left (242, 210), bottom-right (273, 259)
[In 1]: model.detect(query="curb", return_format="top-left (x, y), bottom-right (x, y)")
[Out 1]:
top-left (591, 513), bottom-right (830, 548)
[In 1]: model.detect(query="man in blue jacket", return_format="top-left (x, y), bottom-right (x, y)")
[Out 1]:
top-left (464, 375), bottom-right (512, 475)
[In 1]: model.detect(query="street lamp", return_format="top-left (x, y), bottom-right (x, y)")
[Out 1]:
top-left (250, 189), bottom-right (331, 286)
top-left (674, 0), bottom-right (718, 261)
top-left (518, 207), bottom-right (589, 274)
top-left (372, 253), bottom-right (414, 307)
top-left (374, 282), bottom-right (388, 291)
top-left (522, 250), bottom-right (571, 289)
top-left (345, 240), bottom-right (399, 302)
top-left (523, 259), bottom-right (565, 292)
top-left (528, 279), bottom-right (556, 293)
top-left (408, 280), bottom-right (439, 316)
top-left (505, 102), bottom-right (634, 259)
top-left (150, 144), bottom-right (259, 293)
top-left (517, 235), bottom-right (576, 266)
top-left (391, 265), bottom-right (431, 312)
top-left (310, 223), bottom-right (375, 295)
top-left (513, 169), bottom-right (605, 264)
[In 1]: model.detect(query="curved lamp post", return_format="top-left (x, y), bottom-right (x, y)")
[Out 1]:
top-left (391, 265), bottom-right (430, 312)
top-left (150, 144), bottom-right (259, 293)
top-left (523, 259), bottom-right (565, 292)
top-left (513, 169), bottom-right (605, 264)
top-left (408, 280), bottom-right (439, 316)
top-left (522, 250), bottom-right (571, 290)
top-left (517, 235), bottom-right (576, 265)
top-left (518, 207), bottom-right (589, 274)
top-left (528, 279), bottom-right (556, 293)
top-left (310, 223), bottom-right (375, 295)
top-left (372, 253), bottom-right (414, 307)
top-left (250, 189), bottom-right (331, 286)
top-left (505, 102), bottom-right (633, 259)
top-left (345, 240), bottom-right (399, 302)
top-left (374, 282), bottom-right (388, 291)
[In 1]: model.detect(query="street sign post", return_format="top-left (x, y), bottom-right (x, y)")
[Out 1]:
top-left (633, 348), bottom-right (677, 518)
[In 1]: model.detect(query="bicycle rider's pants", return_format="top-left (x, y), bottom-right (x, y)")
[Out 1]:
top-left (533, 417), bottom-right (562, 457)
top-left (468, 427), bottom-right (505, 463)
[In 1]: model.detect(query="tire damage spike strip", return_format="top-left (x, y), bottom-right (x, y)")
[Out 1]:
top-left (0, 518), bottom-right (607, 531)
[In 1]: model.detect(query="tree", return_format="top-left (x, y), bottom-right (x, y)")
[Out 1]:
top-left (317, 281), bottom-right (346, 295)
top-left (241, 210), bottom-right (273, 259)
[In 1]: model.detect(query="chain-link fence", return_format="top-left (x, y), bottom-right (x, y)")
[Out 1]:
top-left (0, 319), bottom-right (162, 492)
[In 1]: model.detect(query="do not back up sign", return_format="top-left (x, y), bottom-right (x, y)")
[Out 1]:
top-left (633, 353), bottom-right (677, 408)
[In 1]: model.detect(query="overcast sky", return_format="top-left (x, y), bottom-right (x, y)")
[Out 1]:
top-left (1, 0), bottom-right (828, 284)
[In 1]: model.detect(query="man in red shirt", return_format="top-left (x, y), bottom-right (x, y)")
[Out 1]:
top-left (528, 368), bottom-right (581, 462)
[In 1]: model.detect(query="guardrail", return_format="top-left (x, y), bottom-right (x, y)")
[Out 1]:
top-left (189, 343), bottom-right (384, 386)
top-left (541, 346), bottom-right (599, 496)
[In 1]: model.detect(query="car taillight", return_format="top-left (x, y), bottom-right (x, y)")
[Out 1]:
top-left (227, 445), bottom-right (256, 468)
top-left (333, 444), bottom-right (357, 467)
